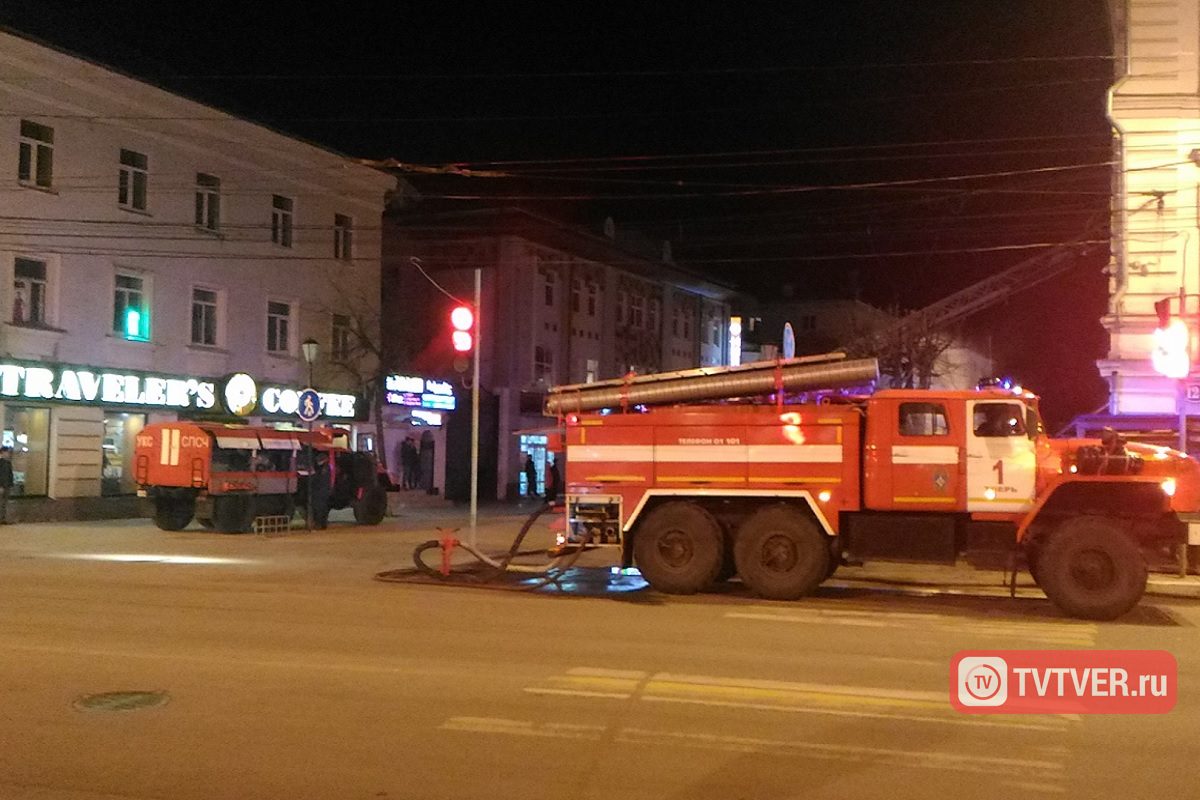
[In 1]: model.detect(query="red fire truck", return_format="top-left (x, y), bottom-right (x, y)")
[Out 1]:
top-left (548, 356), bottom-right (1200, 620)
top-left (135, 422), bottom-right (389, 533)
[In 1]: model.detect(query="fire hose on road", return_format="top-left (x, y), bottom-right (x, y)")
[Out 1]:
top-left (386, 503), bottom-right (598, 591)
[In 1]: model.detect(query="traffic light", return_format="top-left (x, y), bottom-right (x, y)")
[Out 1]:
top-left (451, 305), bottom-right (474, 352)
top-left (1151, 297), bottom-right (1190, 379)
top-left (450, 305), bottom-right (474, 373)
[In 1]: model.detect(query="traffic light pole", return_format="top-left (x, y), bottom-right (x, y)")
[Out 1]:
top-left (469, 267), bottom-right (481, 547)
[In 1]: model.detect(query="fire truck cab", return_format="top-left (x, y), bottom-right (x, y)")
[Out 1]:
top-left (555, 359), bottom-right (1200, 620)
top-left (135, 422), bottom-right (389, 533)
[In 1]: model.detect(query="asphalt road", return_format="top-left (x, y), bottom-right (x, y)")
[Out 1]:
top-left (1, 509), bottom-right (1199, 800)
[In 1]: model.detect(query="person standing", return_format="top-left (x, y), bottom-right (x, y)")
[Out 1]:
top-left (400, 437), bottom-right (417, 489)
top-left (544, 455), bottom-right (561, 505)
top-left (0, 446), bottom-right (14, 524)
top-left (523, 454), bottom-right (538, 499)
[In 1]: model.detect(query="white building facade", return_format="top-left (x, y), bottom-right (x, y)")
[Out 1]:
top-left (0, 30), bottom-right (394, 516)
top-left (1105, 0), bottom-right (1200, 417)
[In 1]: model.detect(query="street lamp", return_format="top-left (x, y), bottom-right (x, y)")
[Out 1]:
top-left (300, 337), bottom-right (319, 532)
top-left (301, 338), bottom-right (319, 386)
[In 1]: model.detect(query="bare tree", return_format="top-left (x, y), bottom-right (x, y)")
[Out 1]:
top-left (845, 307), bottom-right (955, 389)
top-left (311, 265), bottom-right (394, 470)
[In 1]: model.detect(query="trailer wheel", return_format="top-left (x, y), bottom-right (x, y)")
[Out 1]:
top-left (1036, 516), bottom-right (1147, 620)
top-left (734, 504), bottom-right (829, 600)
top-left (213, 496), bottom-right (255, 534)
top-left (633, 501), bottom-right (723, 594)
top-left (353, 486), bottom-right (388, 525)
top-left (153, 497), bottom-right (195, 531)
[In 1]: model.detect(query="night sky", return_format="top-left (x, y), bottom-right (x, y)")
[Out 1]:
top-left (0, 1), bottom-right (1114, 426)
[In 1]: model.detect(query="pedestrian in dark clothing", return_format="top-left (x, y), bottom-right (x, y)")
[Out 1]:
top-left (544, 456), bottom-right (561, 505)
top-left (523, 454), bottom-right (538, 498)
top-left (309, 451), bottom-right (331, 529)
top-left (0, 446), bottom-right (12, 524)
top-left (400, 438), bottom-right (418, 489)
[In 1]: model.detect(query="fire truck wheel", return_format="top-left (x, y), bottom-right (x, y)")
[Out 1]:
top-left (734, 505), bottom-right (829, 601)
top-left (153, 497), bottom-right (195, 531)
top-left (633, 501), bottom-right (723, 594)
top-left (353, 486), bottom-right (388, 525)
top-left (1036, 517), bottom-right (1147, 621)
top-left (197, 517), bottom-right (215, 530)
top-left (213, 496), bottom-right (256, 534)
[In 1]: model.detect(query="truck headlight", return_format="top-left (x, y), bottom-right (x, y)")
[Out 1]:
top-left (1161, 478), bottom-right (1177, 497)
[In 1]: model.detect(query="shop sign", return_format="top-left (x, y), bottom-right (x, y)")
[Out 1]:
top-left (259, 385), bottom-right (358, 419)
top-left (0, 361), bottom-right (216, 410)
top-left (384, 374), bottom-right (456, 411)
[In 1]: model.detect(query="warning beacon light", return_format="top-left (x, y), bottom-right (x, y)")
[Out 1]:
top-left (451, 304), bottom-right (474, 353)
top-left (1151, 297), bottom-right (1190, 379)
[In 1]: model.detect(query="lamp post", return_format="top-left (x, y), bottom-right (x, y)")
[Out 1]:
top-left (301, 337), bottom-right (319, 531)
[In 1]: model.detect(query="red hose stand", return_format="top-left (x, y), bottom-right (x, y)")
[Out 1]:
top-left (437, 528), bottom-right (460, 576)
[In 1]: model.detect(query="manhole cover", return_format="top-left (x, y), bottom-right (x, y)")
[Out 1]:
top-left (74, 691), bottom-right (169, 712)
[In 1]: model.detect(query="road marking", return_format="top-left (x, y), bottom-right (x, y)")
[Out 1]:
top-left (522, 667), bottom-right (1072, 731)
top-left (638, 694), bottom-right (1066, 732)
top-left (441, 716), bottom-right (1066, 776)
top-left (525, 687), bottom-right (633, 700)
top-left (566, 667), bottom-right (647, 679)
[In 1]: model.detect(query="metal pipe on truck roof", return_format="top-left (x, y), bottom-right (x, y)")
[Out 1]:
top-left (545, 357), bottom-right (879, 415)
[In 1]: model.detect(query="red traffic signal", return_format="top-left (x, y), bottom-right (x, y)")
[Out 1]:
top-left (451, 304), bottom-right (474, 352)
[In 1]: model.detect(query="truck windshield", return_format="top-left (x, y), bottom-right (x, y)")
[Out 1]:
top-left (972, 402), bottom-right (1026, 438)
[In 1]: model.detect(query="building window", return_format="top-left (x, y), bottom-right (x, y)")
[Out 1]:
top-left (534, 345), bottom-right (554, 382)
top-left (195, 173), bottom-right (220, 231)
top-left (113, 273), bottom-right (149, 340)
top-left (630, 295), bottom-right (645, 328)
top-left (118, 149), bottom-right (148, 211)
top-left (191, 287), bottom-right (219, 346)
top-left (586, 358), bottom-right (599, 384)
top-left (899, 403), bottom-right (949, 437)
top-left (102, 412), bottom-right (147, 496)
top-left (271, 195), bottom-right (294, 247)
top-left (587, 283), bottom-right (597, 316)
top-left (267, 300), bottom-right (291, 353)
top-left (332, 313), bottom-right (353, 361)
top-left (648, 298), bottom-right (659, 333)
top-left (13, 257), bottom-right (47, 326)
top-left (711, 320), bottom-right (722, 346)
top-left (334, 213), bottom-right (353, 261)
top-left (571, 278), bottom-right (582, 313)
top-left (683, 314), bottom-right (691, 339)
top-left (542, 269), bottom-right (556, 306)
top-left (800, 314), bottom-right (817, 331)
top-left (617, 290), bottom-right (628, 325)
top-left (672, 308), bottom-right (680, 337)
top-left (18, 120), bottom-right (53, 188)
top-left (3, 406), bottom-right (49, 496)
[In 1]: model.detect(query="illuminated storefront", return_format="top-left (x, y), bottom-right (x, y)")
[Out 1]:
top-left (380, 373), bottom-right (454, 494)
top-left (0, 359), bottom-right (366, 504)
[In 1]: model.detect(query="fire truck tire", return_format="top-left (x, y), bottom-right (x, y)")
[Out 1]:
top-left (734, 505), bottom-right (829, 601)
top-left (197, 517), bottom-right (215, 530)
top-left (1036, 517), bottom-right (1147, 621)
top-left (153, 497), bottom-right (195, 531)
top-left (633, 501), bottom-right (724, 594)
top-left (213, 496), bottom-right (256, 534)
top-left (353, 486), bottom-right (388, 525)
